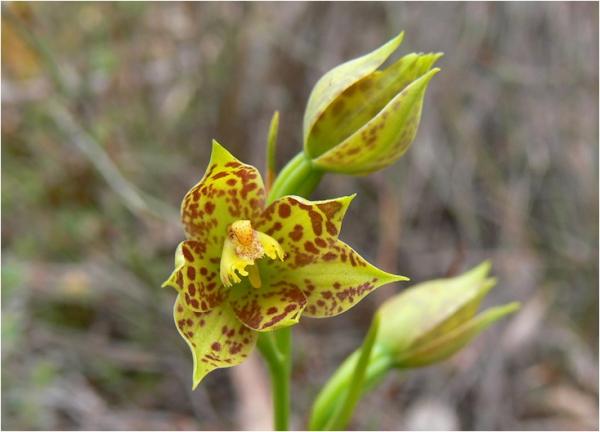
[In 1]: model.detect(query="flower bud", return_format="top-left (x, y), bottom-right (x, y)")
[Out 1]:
top-left (376, 261), bottom-right (520, 368)
top-left (303, 32), bottom-right (441, 175)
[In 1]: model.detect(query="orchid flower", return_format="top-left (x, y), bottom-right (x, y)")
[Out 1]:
top-left (163, 141), bottom-right (407, 387)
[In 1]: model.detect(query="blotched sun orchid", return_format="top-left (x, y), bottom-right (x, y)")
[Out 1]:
top-left (163, 141), bottom-right (408, 387)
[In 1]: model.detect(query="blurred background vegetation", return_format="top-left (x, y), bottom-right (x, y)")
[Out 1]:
top-left (2, 2), bottom-right (598, 430)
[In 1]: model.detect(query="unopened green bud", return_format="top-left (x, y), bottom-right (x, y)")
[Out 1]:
top-left (303, 32), bottom-right (441, 175)
top-left (376, 261), bottom-right (520, 368)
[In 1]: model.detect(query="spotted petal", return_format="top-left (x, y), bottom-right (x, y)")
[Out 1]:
top-left (162, 240), bottom-right (226, 312)
top-left (228, 278), bottom-right (307, 332)
top-left (181, 140), bottom-right (265, 259)
top-left (256, 195), bottom-right (354, 269)
top-left (174, 295), bottom-right (257, 389)
top-left (256, 195), bottom-right (407, 317)
top-left (281, 242), bottom-right (407, 317)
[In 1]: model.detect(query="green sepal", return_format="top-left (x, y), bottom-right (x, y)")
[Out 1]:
top-left (313, 67), bottom-right (440, 175)
top-left (304, 32), bottom-right (405, 158)
top-left (395, 302), bottom-right (521, 367)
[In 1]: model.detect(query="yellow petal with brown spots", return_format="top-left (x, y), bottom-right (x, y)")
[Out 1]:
top-left (181, 140), bottom-right (265, 259)
top-left (228, 277), bottom-right (307, 332)
top-left (256, 195), bottom-right (354, 270)
top-left (274, 240), bottom-right (408, 318)
top-left (174, 295), bottom-right (257, 389)
top-left (162, 240), bottom-right (226, 312)
top-left (256, 194), bottom-right (408, 317)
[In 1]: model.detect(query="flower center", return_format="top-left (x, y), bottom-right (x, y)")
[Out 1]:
top-left (220, 220), bottom-right (285, 289)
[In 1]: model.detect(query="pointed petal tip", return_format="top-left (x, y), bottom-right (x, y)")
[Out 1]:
top-left (192, 371), bottom-right (207, 390)
top-left (209, 139), bottom-right (237, 163)
top-left (394, 274), bottom-right (410, 283)
top-left (473, 259), bottom-right (493, 277)
top-left (393, 30), bottom-right (405, 46)
top-left (504, 301), bottom-right (522, 313)
top-left (424, 67), bottom-right (441, 80)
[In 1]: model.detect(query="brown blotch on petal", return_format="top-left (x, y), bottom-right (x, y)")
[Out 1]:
top-left (349, 254), bottom-right (357, 267)
top-left (182, 245), bottom-right (193, 262)
top-left (211, 171), bottom-right (229, 180)
top-left (204, 201), bottom-right (215, 215)
top-left (289, 224), bottom-right (303, 241)
top-left (325, 221), bottom-right (338, 236)
top-left (304, 241), bottom-right (319, 255)
top-left (278, 203), bottom-right (291, 218)
top-left (308, 210), bottom-right (323, 236)
top-left (317, 201), bottom-right (343, 220)
top-left (187, 267), bottom-right (196, 280)
top-left (211, 342), bottom-right (221, 351)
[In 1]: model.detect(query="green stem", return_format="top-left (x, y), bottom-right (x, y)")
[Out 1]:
top-left (267, 152), bottom-right (323, 204)
top-left (309, 342), bottom-right (395, 431)
top-left (257, 331), bottom-right (289, 430)
top-left (266, 111), bottom-right (280, 190)
top-left (274, 327), bottom-right (292, 430)
top-left (324, 314), bottom-right (381, 431)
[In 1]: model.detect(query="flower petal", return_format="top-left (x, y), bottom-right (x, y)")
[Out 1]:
top-left (277, 240), bottom-right (408, 318)
top-left (228, 278), bottom-right (307, 332)
top-left (255, 194), bottom-right (407, 317)
top-left (162, 240), bottom-right (226, 312)
top-left (174, 295), bottom-right (257, 389)
top-left (181, 140), bottom-right (265, 253)
top-left (256, 194), bottom-right (354, 269)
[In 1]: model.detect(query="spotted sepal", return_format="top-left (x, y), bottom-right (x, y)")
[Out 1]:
top-left (283, 241), bottom-right (408, 318)
top-left (228, 279), bottom-right (307, 332)
top-left (174, 295), bottom-right (257, 389)
top-left (257, 194), bottom-right (408, 317)
top-left (181, 140), bottom-right (265, 253)
top-left (162, 240), bottom-right (225, 312)
top-left (256, 194), bottom-right (355, 270)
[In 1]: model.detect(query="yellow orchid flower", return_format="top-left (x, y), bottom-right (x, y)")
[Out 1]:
top-left (163, 140), bottom-right (407, 388)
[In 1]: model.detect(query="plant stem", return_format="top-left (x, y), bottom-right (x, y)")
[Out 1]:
top-left (309, 342), bottom-right (395, 431)
top-left (257, 330), bottom-right (290, 431)
top-left (266, 111), bottom-right (280, 191)
top-left (267, 152), bottom-right (323, 204)
top-left (273, 327), bottom-right (292, 430)
top-left (324, 314), bottom-right (380, 431)
top-left (260, 153), bottom-right (324, 430)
